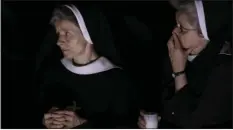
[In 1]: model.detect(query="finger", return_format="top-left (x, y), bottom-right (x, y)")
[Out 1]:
top-left (186, 48), bottom-right (193, 56)
top-left (172, 33), bottom-right (182, 49)
top-left (63, 115), bottom-right (73, 122)
top-left (139, 117), bottom-right (146, 126)
top-left (50, 113), bottom-right (64, 118)
top-left (44, 113), bottom-right (53, 120)
top-left (49, 107), bottom-right (59, 111)
top-left (53, 110), bottom-right (65, 114)
top-left (54, 110), bottom-right (74, 115)
top-left (140, 110), bottom-right (145, 116)
top-left (62, 110), bottom-right (76, 116)
top-left (167, 36), bottom-right (173, 45)
top-left (44, 119), bottom-right (53, 125)
top-left (63, 125), bottom-right (72, 129)
top-left (168, 35), bottom-right (173, 43)
top-left (54, 110), bottom-right (76, 119)
top-left (54, 117), bottom-right (66, 122)
top-left (52, 120), bottom-right (66, 125)
top-left (137, 121), bottom-right (146, 129)
top-left (167, 37), bottom-right (174, 50)
top-left (158, 116), bottom-right (161, 121)
top-left (50, 124), bottom-right (64, 129)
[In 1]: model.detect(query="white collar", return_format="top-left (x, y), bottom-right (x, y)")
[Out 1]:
top-left (61, 57), bottom-right (120, 75)
top-left (188, 55), bottom-right (197, 62)
top-left (190, 0), bottom-right (208, 62)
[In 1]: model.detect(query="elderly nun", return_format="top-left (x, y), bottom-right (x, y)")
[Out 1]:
top-left (138, 0), bottom-right (232, 128)
top-left (36, 4), bottom-right (138, 129)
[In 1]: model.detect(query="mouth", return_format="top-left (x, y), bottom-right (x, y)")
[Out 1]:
top-left (188, 53), bottom-right (196, 56)
top-left (62, 50), bottom-right (69, 55)
top-left (61, 48), bottom-right (69, 52)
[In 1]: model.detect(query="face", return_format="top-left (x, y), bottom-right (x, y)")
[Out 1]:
top-left (55, 20), bottom-right (87, 59)
top-left (173, 12), bottom-right (204, 55)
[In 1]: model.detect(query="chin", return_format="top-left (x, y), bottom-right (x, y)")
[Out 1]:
top-left (64, 55), bottom-right (73, 60)
top-left (61, 51), bottom-right (71, 59)
top-left (63, 53), bottom-right (73, 60)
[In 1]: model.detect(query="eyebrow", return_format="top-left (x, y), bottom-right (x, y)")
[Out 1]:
top-left (177, 21), bottom-right (197, 30)
top-left (56, 28), bottom-right (69, 34)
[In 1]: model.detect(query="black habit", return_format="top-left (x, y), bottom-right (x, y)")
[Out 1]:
top-left (36, 4), bottom-right (138, 129)
top-left (160, 1), bottom-right (232, 128)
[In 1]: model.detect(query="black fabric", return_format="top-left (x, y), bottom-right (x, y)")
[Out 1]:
top-left (37, 62), bottom-right (138, 128)
top-left (35, 3), bottom-right (121, 76)
top-left (202, 1), bottom-right (232, 42)
top-left (35, 3), bottom-right (138, 128)
top-left (34, 3), bottom-right (123, 103)
top-left (161, 53), bottom-right (232, 128)
top-left (70, 4), bottom-right (121, 65)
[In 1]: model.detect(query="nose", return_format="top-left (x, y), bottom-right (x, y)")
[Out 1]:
top-left (57, 35), bottom-right (66, 46)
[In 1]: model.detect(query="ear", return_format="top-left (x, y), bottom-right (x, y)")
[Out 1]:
top-left (198, 32), bottom-right (204, 38)
top-left (197, 28), bottom-right (204, 38)
top-left (84, 43), bottom-right (94, 57)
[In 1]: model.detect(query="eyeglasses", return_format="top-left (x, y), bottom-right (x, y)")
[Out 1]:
top-left (176, 24), bottom-right (197, 34)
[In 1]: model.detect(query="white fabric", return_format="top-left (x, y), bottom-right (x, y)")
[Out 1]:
top-left (58, 5), bottom-right (118, 74)
top-left (61, 57), bottom-right (120, 75)
top-left (188, 0), bottom-right (209, 62)
top-left (188, 55), bottom-right (197, 62)
top-left (64, 5), bottom-right (93, 44)
top-left (194, 0), bottom-right (210, 41)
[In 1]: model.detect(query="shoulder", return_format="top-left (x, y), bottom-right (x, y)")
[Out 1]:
top-left (207, 54), bottom-right (231, 89)
top-left (43, 61), bottom-right (68, 80)
top-left (214, 54), bottom-right (232, 72)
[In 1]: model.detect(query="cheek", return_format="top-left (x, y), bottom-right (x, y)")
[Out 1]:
top-left (180, 33), bottom-right (199, 48)
top-left (69, 38), bottom-right (86, 53)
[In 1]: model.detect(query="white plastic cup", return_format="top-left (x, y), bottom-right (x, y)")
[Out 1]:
top-left (143, 112), bottom-right (158, 129)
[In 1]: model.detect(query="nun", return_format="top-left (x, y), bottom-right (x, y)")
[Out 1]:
top-left (138, 0), bottom-right (232, 128)
top-left (36, 4), bottom-right (138, 129)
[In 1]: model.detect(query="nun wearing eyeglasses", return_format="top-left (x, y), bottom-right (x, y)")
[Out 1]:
top-left (138, 0), bottom-right (232, 128)
top-left (37, 4), bottom-right (138, 129)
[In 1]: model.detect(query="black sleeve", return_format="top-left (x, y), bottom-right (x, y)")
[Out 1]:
top-left (108, 75), bottom-right (139, 128)
top-left (33, 66), bottom-right (64, 128)
top-left (37, 65), bottom-right (65, 114)
top-left (162, 64), bottom-right (232, 128)
top-left (74, 71), bottom-right (139, 129)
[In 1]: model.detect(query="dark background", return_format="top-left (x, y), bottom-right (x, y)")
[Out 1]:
top-left (2, 1), bottom-right (176, 128)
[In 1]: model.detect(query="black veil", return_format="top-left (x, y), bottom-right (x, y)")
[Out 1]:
top-left (35, 3), bottom-right (121, 77)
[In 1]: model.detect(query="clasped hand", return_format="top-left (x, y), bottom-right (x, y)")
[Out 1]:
top-left (167, 32), bottom-right (191, 72)
top-left (43, 107), bottom-right (86, 129)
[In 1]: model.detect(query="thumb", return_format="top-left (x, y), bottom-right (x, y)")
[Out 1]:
top-left (49, 107), bottom-right (59, 113)
top-left (185, 49), bottom-right (193, 56)
top-left (140, 110), bottom-right (145, 116)
top-left (172, 32), bottom-right (182, 49)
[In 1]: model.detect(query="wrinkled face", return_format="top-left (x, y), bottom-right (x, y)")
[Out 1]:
top-left (173, 12), bottom-right (203, 55)
top-left (55, 20), bottom-right (87, 59)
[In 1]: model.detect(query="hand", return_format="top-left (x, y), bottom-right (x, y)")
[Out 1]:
top-left (137, 110), bottom-right (146, 129)
top-left (54, 110), bottom-right (87, 129)
top-left (43, 107), bottom-right (65, 129)
top-left (167, 33), bottom-right (191, 72)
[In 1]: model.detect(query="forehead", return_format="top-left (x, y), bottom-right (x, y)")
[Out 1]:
top-left (176, 12), bottom-right (189, 24)
top-left (55, 20), bottom-right (79, 31)
top-left (175, 12), bottom-right (194, 28)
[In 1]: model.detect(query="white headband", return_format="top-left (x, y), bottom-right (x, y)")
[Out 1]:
top-left (194, 0), bottom-right (210, 41)
top-left (64, 5), bottom-right (93, 44)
